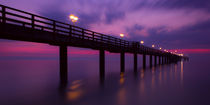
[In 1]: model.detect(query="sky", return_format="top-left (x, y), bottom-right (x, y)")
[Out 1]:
top-left (0, 0), bottom-right (210, 59)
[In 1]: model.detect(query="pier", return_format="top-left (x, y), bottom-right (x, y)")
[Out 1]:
top-left (0, 4), bottom-right (188, 83)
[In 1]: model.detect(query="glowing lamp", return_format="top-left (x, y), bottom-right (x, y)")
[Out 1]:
top-left (69, 14), bottom-right (79, 23)
top-left (140, 41), bottom-right (144, 44)
top-left (120, 33), bottom-right (124, 38)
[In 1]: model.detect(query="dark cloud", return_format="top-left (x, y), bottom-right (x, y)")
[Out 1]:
top-left (133, 0), bottom-right (210, 11)
top-left (128, 20), bottom-right (210, 49)
top-left (126, 24), bottom-right (145, 40)
top-left (39, 2), bottom-right (68, 22)
top-left (105, 10), bottom-right (125, 24)
top-left (77, 12), bottom-right (102, 28)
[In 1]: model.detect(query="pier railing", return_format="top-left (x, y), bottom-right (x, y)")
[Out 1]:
top-left (0, 4), bottom-right (169, 55)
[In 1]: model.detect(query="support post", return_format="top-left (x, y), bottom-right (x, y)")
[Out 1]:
top-left (121, 52), bottom-right (125, 73)
top-left (134, 53), bottom-right (137, 72)
top-left (162, 56), bottom-right (164, 64)
top-left (159, 56), bottom-right (161, 65)
top-left (154, 56), bottom-right (157, 66)
top-left (60, 45), bottom-right (68, 84)
top-left (169, 57), bottom-right (171, 63)
top-left (150, 55), bottom-right (153, 68)
top-left (143, 54), bottom-right (146, 69)
top-left (100, 49), bottom-right (105, 80)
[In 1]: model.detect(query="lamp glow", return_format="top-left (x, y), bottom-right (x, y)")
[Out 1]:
top-left (120, 33), bottom-right (124, 38)
top-left (69, 14), bottom-right (79, 23)
top-left (140, 41), bottom-right (144, 44)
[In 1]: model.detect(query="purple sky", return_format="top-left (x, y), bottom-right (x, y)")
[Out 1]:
top-left (1, 0), bottom-right (210, 58)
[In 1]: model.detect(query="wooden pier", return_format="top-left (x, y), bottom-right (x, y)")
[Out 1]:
top-left (0, 4), bottom-right (189, 83)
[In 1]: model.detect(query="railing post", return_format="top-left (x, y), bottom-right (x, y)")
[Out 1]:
top-left (2, 6), bottom-right (6, 23)
top-left (52, 21), bottom-right (56, 42)
top-left (82, 29), bottom-right (84, 39)
top-left (92, 32), bottom-right (95, 41)
top-left (124, 41), bottom-right (126, 49)
top-left (101, 35), bottom-right (103, 43)
top-left (53, 21), bottom-right (56, 33)
top-left (120, 39), bottom-right (122, 48)
top-left (69, 25), bottom-right (72, 37)
top-left (115, 38), bottom-right (117, 46)
top-left (31, 15), bottom-right (35, 29)
top-left (107, 36), bottom-right (110, 47)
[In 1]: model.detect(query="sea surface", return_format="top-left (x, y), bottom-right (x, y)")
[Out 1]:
top-left (0, 43), bottom-right (210, 105)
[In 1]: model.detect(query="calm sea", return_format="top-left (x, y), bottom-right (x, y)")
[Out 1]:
top-left (0, 42), bottom-right (210, 105)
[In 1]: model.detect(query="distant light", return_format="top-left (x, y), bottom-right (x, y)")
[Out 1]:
top-left (69, 15), bottom-right (74, 19)
top-left (74, 17), bottom-right (78, 21)
top-left (175, 50), bottom-right (177, 52)
top-left (140, 41), bottom-right (144, 44)
top-left (152, 44), bottom-right (155, 48)
top-left (120, 33), bottom-right (124, 38)
top-left (159, 47), bottom-right (162, 50)
top-left (69, 14), bottom-right (79, 23)
top-left (164, 49), bottom-right (167, 52)
top-left (180, 54), bottom-right (184, 56)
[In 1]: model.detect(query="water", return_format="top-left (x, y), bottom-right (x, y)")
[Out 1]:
top-left (1, 43), bottom-right (210, 105)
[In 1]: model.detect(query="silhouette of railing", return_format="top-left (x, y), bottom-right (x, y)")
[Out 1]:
top-left (0, 4), bottom-right (179, 56)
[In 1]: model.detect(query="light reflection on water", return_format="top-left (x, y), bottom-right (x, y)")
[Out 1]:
top-left (67, 80), bottom-right (83, 101)
top-left (0, 58), bottom-right (210, 105)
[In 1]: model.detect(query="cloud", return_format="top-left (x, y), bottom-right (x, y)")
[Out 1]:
top-left (132, 0), bottom-right (210, 11)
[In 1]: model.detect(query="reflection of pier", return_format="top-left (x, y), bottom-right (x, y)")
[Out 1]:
top-left (0, 4), bottom-right (188, 83)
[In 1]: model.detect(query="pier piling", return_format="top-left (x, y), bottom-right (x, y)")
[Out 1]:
top-left (121, 52), bottom-right (125, 73)
top-left (100, 49), bottom-right (105, 79)
top-left (134, 53), bottom-right (137, 72)
top-left (60, 45), bottom-right (68, 83)
top-left (143, 54), bottom-right (146, 69)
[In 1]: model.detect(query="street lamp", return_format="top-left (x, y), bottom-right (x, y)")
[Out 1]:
top-left (152, 44), bottom-right (155, 48)
top-left (159, 47), bottom-right (162, 50)
top-left (140, 41), bottom-right (144, 44)
top-left (69, 14), bottom-right (79, 25)
top-left (120, 33), bottom-right (124, 38)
